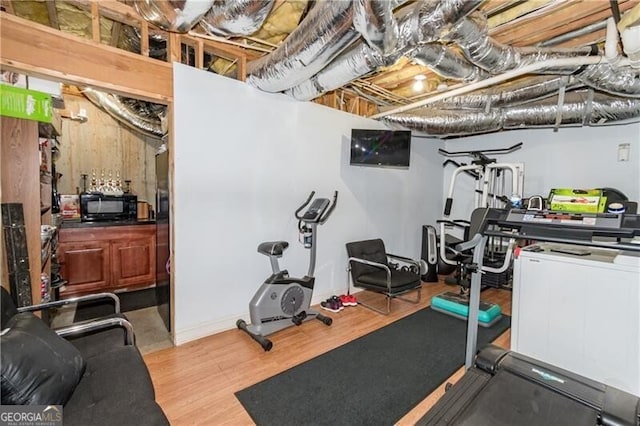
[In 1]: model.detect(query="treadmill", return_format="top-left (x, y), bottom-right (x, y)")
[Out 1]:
top-left (419, 209), bottom-right (640, 425)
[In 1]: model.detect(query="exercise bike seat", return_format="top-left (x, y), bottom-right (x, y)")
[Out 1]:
top-left (258, 241), bottom-right (289, 257)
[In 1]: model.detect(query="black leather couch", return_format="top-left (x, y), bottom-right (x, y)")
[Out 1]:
top-left (0, 287), bottom-right (169, 426)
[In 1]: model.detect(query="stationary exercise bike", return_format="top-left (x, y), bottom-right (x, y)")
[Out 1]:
top-left (237, 191), bottom-right (338, 351)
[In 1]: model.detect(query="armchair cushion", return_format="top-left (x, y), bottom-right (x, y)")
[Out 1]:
top-left (1, 312), bottom-right (86, 405)
top-left (358, 269), bottom-right (421, 292)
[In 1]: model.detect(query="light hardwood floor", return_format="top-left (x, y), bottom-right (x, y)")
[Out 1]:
top-left (144, 280), bottom-right (512, 425)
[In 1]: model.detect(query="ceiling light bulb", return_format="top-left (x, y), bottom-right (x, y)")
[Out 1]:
top-left (413, 79), bottom-right (424, 92)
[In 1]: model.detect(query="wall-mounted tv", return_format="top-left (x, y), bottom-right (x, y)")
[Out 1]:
top-left (350, 129), bottom-right (411, 168)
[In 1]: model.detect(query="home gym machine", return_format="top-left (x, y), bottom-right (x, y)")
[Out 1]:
top-left (419, 208), bottom-right (640, 425)
top-left (423, 143), bottom-right (523, 326)
top-left (237, 191), bottom-right (338, 351)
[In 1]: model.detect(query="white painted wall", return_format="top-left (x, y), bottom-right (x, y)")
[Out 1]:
top-left (173, 63), bottom-right (443, 344)
top-left (441, 125), bottom-right (640, 222)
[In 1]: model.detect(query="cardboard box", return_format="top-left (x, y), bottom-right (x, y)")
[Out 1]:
top-left (548, 188), bottom-right (607, 213)
top-left (59, 195), bottom-right (80, 220)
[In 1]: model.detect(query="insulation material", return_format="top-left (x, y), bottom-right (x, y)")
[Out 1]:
top-left (250, 0), bottom-right (309, 45)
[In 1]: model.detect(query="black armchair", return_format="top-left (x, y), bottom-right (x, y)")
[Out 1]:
top-left (346, 239), bottom-right (422, 315)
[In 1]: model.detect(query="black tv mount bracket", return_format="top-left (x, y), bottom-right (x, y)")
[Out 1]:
top-left (438, 142), bottom-right (523, 167)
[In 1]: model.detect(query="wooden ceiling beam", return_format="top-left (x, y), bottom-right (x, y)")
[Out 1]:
top-left (45, 0), bottom-right (59, 30)
top-left (0, 0), bottom-right (13, 14)
top-left (110, 21), bottom-right (122, 47)
top-left (0, 12), bottom-right (172, 103)
top-left (91, 1), bottom-right (100, 43)
top-left (513, 1), bottom-right (638, 46)
top-left (492, 1), bottom-right (616, 45)
top-left (488, 0), bottom-right (559, 29)
top-left (481, 0), bottom-right (524, 17)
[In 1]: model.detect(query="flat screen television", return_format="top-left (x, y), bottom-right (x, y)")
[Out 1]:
top-left (350, 129), bottom-right (411, 168)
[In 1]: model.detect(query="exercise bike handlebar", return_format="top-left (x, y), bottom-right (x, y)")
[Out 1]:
top-left (319, 191), bottom-right (338, 224)
top-left (294, 191), bottom-right (316, 220)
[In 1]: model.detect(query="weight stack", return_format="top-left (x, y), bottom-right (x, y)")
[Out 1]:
top-left (421, 225), bottom-right (438, 282)
top-left (1, 203), bottom-right (33, 307)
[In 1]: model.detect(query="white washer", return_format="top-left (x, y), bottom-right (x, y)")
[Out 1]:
top-left (512, 243), bottom-right (640, 396)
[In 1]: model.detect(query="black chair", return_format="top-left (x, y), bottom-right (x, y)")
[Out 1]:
top-left (346, 239), bottom-right (422, 314)
top-left (438, 207), bottom-right (491, 288)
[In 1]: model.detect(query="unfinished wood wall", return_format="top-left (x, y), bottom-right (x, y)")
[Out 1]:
top-left (56, 94), bottom-right (162, 208)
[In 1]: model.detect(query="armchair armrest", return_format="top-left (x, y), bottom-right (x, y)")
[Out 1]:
top-left (348, 257), bottom-right (392, 292)
top-left (55, 317), bottom-right (135, 346)
top-left (387, 253), bottom-right (420, 269)
top-left (17, 292), bottom-right (121, 315)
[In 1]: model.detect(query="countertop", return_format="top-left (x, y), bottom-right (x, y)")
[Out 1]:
top-left (60, 219), bottom-right (156, 228)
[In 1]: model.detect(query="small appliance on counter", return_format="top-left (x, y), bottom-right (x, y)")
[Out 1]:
top-left (80, 192), bottom-right (137, 222)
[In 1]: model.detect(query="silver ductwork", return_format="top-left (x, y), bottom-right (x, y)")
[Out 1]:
top-left (577, 62), bottom-right (640, 97)
top-left (409, 42), bottom-right (480, 81)
top-left (246, 2), bottom-right (360, 92)
top-left (382, 90), bottom-right (640, 137)
top-left (446, 14), bottom-right (594, 74)
top-left (285, 41), bottom-right (392, 100)
top-left (447, 12), bottom-right (640, 98)
top-left (133, 0), bottom-right (214, 33)
top-left (83, 88), bottom-right (166, 139)
top-left (431, 76), bottom-right (581, 109)
top-left (285, 0), bottom-right (483, 101)
top-left (352, 0), bottom-right (398, 54)
top-left (200, 0), bottom-right (275, 37)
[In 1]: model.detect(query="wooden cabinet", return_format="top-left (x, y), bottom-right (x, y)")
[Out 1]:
top-left (58, 224), bottom-right (155, 297)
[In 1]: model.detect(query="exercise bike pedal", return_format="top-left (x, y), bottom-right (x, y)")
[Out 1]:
top-left (315, 313), bottom-right (332, 326)
top-left (292, 311), bottom-right (307, 326)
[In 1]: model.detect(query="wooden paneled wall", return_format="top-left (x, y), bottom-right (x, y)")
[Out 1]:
top-left (56, 94), bottom-right (162, 207)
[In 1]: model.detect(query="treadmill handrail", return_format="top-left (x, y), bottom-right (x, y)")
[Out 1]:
top-left (485, 229), bottom-right (640, 252)
top-left (464, 208), bottom-right (640, 370)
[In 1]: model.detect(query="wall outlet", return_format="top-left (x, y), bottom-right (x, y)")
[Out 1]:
top-left (618, 143), bottom-right (630, 162)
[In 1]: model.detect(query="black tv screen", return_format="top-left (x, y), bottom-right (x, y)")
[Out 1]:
top-left (350, 129), bottom-right (411, 168)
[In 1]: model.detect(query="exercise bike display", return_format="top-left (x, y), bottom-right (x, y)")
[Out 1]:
top-left (237, 191), bottom-right (338, 351)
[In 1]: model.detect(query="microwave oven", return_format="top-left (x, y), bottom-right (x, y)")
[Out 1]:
top-left (80, 193), bottom-right (137, 222)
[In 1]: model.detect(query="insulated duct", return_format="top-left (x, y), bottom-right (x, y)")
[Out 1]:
top-left (200, 0), bottom-right (275, 37)
top-left (83, 88), bottom-right (166, 139)
top-left (381, 90), bottom-right (640, 137)
top-left (133, 0), bottom-right (214, 33)
top-left (352, 0), bottom-right (398, 54)
top-left (409, 42), bottom-right (480, 81)
top-left (285, 0), bottom-right (482, 101)
top-left (446, 14), bottom-right (594, 75)
top-left (447, 12), bottom-right (640, 97)
top-left (431, 76), bottom-right (581, 109)
top-left (246, 2), bottom-right (360, 92)
top-left (247, 0), bottom-right (414, 93)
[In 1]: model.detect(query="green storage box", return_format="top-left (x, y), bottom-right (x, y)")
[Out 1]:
top-left (548, 188), bottom-right (607, 213)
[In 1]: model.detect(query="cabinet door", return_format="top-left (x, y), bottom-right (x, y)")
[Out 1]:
top-left (58, 241), bottom-right (111, 296)
top-left (111, 234), bottom-right (156, 289)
